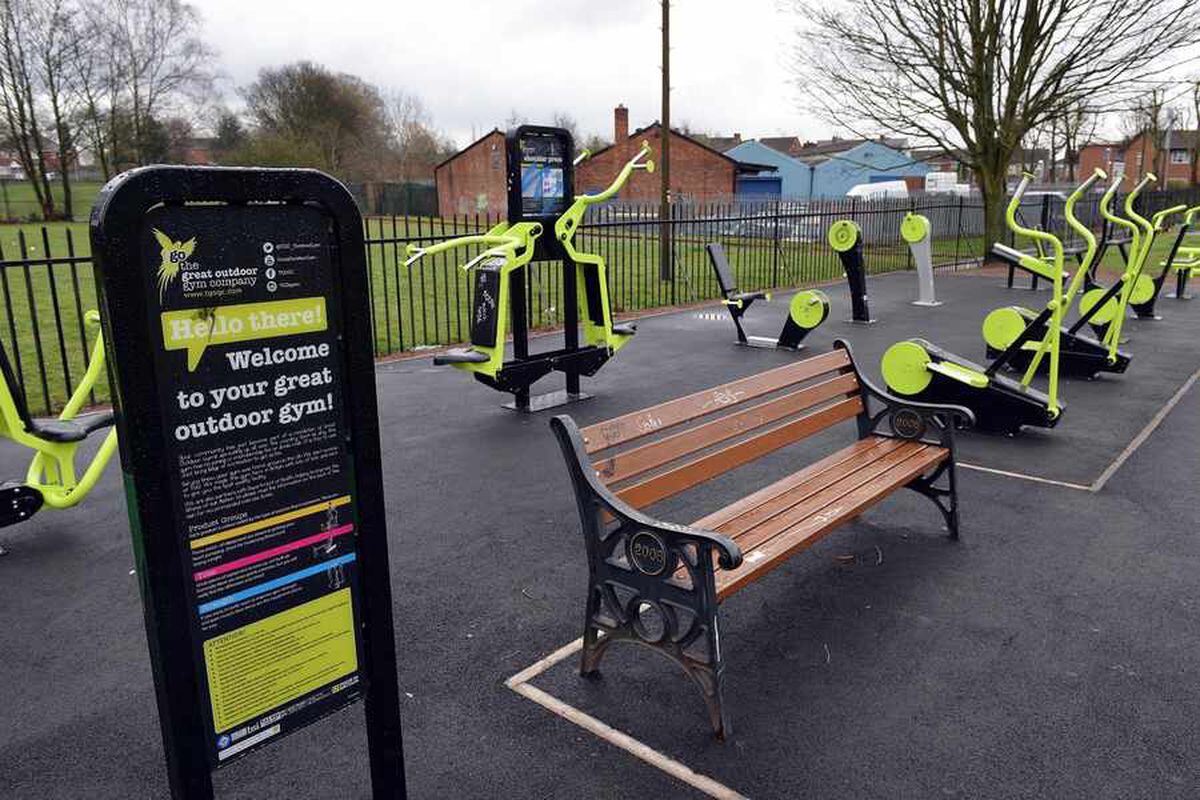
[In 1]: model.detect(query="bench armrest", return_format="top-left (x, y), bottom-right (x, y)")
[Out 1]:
top-left (833, 340), bottom-right (975, 447)
top-left (550, 415), bottom-right (743, 570)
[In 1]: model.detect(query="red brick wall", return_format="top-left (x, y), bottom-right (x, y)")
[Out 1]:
top-left (1118, 134), bottom-right (1196, 189)
top-left (1077, 144), bottom-right (1123, 184)
top-left (575, 127), bottom-right (736, 203)
top-left (435, 130), bottom-right (508, 217)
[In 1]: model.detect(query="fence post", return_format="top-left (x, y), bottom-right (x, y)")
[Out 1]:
top-left (771, 199), bottom-right (780, 288)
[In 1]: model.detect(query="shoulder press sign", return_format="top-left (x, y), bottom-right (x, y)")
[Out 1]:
top-left (92, 167), bottom-right (405, 799)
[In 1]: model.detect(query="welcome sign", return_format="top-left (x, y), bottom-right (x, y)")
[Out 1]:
top-left (92, 167), bottom-right (405, 799)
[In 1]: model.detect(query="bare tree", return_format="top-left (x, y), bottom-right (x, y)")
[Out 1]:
top-left (1192, 80), bottom-right (1200, 186)
top-left (0, 0), bottom-right (56, 218)
top-left (385, 91), bottom-right (452, 183)
top-left (1059, 104), bottom-right (1099, 183)
top-left (791, 0), bottom-right (1200, 247)
top-left (30, 0), bottom-right (79, 217)
top-left (86, 0), bottom-right (213, 166)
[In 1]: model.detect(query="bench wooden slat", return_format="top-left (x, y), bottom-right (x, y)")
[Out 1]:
top-left (594, 372), bottom-right (861, 486)
top-left (580, 349), bottom-right (851, 454)
top-left (726, 442), bottom-right (941, 554)
top-left (615, 395), bottom-right (863, 511)
top-left (695, 437), bottom-right (910, 535)
top-left (715, 443), bottom-right (948, 598)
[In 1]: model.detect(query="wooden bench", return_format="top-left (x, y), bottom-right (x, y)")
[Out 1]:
top-left (549, 341), bottom-right (973, 738)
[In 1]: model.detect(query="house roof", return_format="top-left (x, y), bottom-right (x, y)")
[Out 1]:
top-left (434, 128), bottom-right (503, 172)
top-left (795, 136), bottom-right (908, 162)
top-left (759, 136), bottom-right (802, 154)
top-left (694, 135), bottom-right (743, 153)
top-left (586, 122), bottom-right (769, 173)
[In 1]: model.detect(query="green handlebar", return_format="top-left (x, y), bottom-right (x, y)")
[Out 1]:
top-left (1005, 172), bottom-right (1063, 267)
top-left (403, 224), bottom-right (541, 267)
top-left (577, 141), bottom-right (654, 206)
top-left (1152, 204), bottom-right (1187, 230)
top-left (1123, 173), bottom-right (1156, 234)
top-left (1064, 168), bottom-right (1105, 238)
top-left (1099, 174), bottom-right (1136, 234)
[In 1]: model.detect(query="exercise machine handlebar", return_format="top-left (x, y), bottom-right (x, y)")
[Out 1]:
top-left (568, 141), bottom-right (654, 212)
top-left (1152, 204), bottom-right (1188, 231)
top-left (402, 223), bottom-right (543, 268)
top-left (1006, 172), bottom-right (1064, 273)
top-left (1060, 168), bottom-right (1107, 303)
top-left (1124, 173), bottom-right (1157, 239)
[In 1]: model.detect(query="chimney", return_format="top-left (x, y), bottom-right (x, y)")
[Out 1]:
top-left (734, 133), bottom-right (742, 143)
top-left (614, 104), bottom-right (629, 143)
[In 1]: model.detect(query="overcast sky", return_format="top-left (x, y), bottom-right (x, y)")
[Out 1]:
top-left (192, 0), bottom-right (828, 147)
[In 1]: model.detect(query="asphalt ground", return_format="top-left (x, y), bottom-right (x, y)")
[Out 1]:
top-left (1, 268), bottom-right (1198, 798)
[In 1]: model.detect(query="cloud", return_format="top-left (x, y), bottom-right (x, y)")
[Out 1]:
top-left (193, 0), bottom-right (831, 147)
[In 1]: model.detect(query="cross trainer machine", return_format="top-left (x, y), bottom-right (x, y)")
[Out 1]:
top-left (827, 219), bottom-right (875, 323)
top-left (407, 126), bottom-right (651, 411)
top-left (984, 169), bottom-right (1131, 379)
top-left (1074, 173), bottom-right (1169, 349)
top-left (1157, 205), bottom-right (1200, 300)
top-left (703, 242), bottom-right (830, 349)
top-left (880, 173), bottom-right (1072, 435)
top-left (902, 212), bottom-right (941, 306)
top-left (0, 310), bottom-right (117, 538)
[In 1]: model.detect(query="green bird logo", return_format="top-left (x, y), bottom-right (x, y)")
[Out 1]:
top-left (152, 228), bottom-right (196, 300)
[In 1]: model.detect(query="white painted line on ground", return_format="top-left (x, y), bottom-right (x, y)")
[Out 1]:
top-left (961, 366), bottom-right (1200, 493)
top-left (506, 638), bottom-right (749, 800)
top-left (1090, 366), bottom-right (1200, 491)
top-left (958, 462), bottom-right (1092, 491)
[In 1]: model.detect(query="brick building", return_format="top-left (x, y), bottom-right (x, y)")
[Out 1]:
top-left (1117, 130), bottom-right (1198, 189)
top-left (1077, 142), bottom-right (1126, 184)
top-left (576, 105), bottom-right (759, 202)
top-left (433, 128), bottom-right (506, 217)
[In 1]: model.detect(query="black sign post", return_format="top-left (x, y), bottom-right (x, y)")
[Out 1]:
top-left (91, 166), bottom-right (405, 799)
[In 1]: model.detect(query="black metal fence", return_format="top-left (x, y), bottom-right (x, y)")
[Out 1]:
top-left (3, 187), bottom-right (1197, 415)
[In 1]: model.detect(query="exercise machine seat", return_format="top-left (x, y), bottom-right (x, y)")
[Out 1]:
top-left (434, 348), bottom-right (490, 366)
top-left (27, 410), bottom-right (115, 443)
top-left (611, 323), bottom-right (636, 336)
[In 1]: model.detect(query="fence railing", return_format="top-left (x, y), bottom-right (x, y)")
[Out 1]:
top-left (3, 188), bottom-right (1195, 415)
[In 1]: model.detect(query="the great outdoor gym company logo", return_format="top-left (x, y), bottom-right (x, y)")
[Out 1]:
top-left (152, 228), bottom-right (198, 300)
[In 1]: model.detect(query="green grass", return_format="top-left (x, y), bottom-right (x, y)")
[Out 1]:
top-left (0, 180), bottom-right (103, 222)
top-left (0, 214), bottom-right (1182, 414)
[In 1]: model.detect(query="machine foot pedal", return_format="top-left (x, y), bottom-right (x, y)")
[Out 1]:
top-left (434, 348), bottom-right (490, 365)
top-left (0, 483), bottom-right (43, 528)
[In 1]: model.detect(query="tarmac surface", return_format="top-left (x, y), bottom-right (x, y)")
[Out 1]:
top-left (1, 268), bottom-right (1198, 799)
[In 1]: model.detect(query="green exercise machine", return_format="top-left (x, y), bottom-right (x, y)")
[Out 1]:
top-left (703, 241), bottom-right (830, 349)
top-left (0, 310), bottom-right (117, 537)
top-left (881, 172), bottom-right (1076, 434)
top-left (406, 126), bottom-right (651, 410)
top-left (1161, 205), bottom-right (1200, 299)
top-left (902, 212), bottom-right (941, 306)
top-left (1076, 173), bottom-right (1176, 345)
top-left (828, 219), bottom-right (875, 323)
top-left (984, 169), bottom-right (1131, 378)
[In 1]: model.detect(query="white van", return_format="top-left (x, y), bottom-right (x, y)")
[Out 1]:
top-left (846, 180), bottom-right (908, 200)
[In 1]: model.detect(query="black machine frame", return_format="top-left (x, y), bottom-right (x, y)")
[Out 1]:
top-left (497, 125), bottom-right (612, 411)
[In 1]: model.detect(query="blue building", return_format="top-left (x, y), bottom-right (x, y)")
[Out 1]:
top-left (727, 138), bottom-right (930, 199)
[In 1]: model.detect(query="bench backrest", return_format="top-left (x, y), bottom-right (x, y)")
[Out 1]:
top-left (704, 243), bottom-right (739, 298)
top-left (579, 349), bottom-right (863, 512)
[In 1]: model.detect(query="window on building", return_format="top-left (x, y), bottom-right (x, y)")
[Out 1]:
top-left (1171, 149), bottom-right (1190, 165)
top-left (490, 146), bottom-right (501, 170)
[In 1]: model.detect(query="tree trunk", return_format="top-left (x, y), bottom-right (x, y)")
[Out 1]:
top-left (979, 167), bottom-right (1009, 259)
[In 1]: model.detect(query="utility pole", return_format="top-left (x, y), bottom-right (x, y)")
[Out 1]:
top-left (659, 0), bottom-right (672, 283)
